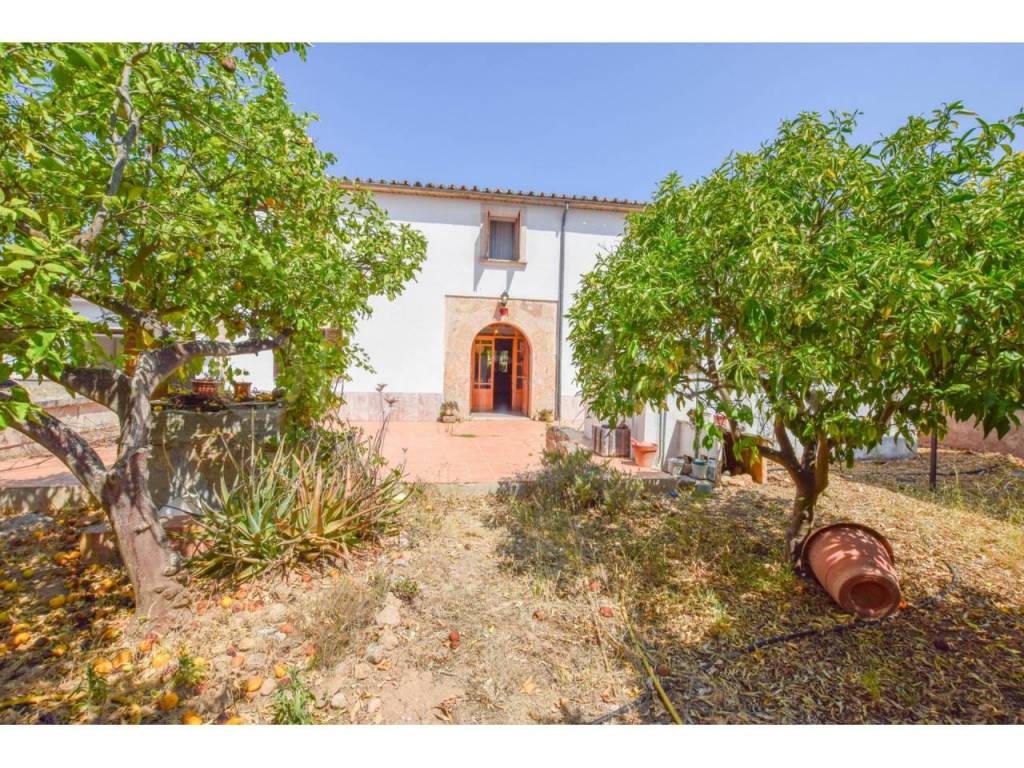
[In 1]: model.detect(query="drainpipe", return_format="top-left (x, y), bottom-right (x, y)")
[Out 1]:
top-left (555, 202), bottom-right (569, 422)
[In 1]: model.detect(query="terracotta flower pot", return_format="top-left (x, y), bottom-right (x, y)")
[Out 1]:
top-left (630, 440), bottom-right (658, 468)
top-left (801, 522), bottom-right (901, 619)
top-left (191, 378), bottom-right (220, 398)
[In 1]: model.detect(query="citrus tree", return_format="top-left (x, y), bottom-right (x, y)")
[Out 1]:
top-left (569, 105), bottom-right (1024, 560)
top-left (0, 44), bottom-right (426, 619)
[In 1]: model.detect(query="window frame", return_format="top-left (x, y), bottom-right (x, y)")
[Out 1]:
top-left (480, 207), bottom-right (527, 266)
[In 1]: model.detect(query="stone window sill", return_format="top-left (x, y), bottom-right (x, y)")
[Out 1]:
top-left (479, 258), bottom-right (527, 269)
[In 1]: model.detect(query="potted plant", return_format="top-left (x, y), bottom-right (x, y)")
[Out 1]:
top-left (536, 408), bottom-right (554, 424)
top-left (191, 377), bottom-right (220, 398)
top-left (439, 400), bottom-right (460, 423)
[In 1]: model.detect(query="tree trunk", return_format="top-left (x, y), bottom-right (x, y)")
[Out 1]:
top-left (100, 450), bottom-right (186, 623)
top-left (784, 471), bottom-right (819, 562)
top-left (783, 438), bottom-right (831, 563)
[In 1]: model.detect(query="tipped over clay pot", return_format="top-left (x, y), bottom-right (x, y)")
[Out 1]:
top-left (801, 522), bottom-right (901, 619)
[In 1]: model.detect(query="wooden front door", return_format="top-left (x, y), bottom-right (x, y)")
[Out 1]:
top-left (471, 337), bottom-right (494, 412)
top-left (470, 325), bottom-right (530, 415)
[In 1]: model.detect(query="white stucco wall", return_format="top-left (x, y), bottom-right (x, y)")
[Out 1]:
top-left (338, 192), bottom-right (629, 413)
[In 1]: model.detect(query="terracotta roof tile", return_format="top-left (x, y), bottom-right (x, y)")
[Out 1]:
top-left (338, 177), bottom-right (645, 211)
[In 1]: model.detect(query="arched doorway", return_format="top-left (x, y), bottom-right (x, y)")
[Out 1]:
top-left (470, 324), bottom-right (530, 415)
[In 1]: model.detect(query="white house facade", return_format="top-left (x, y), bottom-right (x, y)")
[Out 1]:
top-left (238, 178), bottom-right (643, 427)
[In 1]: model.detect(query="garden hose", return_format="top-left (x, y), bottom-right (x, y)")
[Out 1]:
top-left (589, 561), bottom-right (958, 725)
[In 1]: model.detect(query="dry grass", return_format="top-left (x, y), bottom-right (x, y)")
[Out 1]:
top-left (2, 447), bottom-right (1022, 724)
top-left (297, 574), bottom-right (387, 671)
top-left (493, 449), bottom-right (1024, 723)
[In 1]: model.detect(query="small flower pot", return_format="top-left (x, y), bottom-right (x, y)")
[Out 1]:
top-left (801, 522), bottom-right (901, 619)
top-left (690, 458), bottom-right (708, 479)
top-left (630, 440), bottom-right (658, 468)
top-left (191, 378), bottom-right (220, 398)
top-left (232, 381), bottom-right (253, 400)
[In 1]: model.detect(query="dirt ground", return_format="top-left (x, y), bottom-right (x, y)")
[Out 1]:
top-left (1, 448), bottom-right (1022, 724)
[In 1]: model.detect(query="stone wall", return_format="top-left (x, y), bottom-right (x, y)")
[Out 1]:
top-left (337, 392), bottom-right (443, 422)
top-left (148, 403), bottom-right (284, 514)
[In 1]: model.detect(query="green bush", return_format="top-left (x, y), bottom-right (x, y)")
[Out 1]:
top-left (185, 418), bottom-right (408, 580)
top-left (512, 448), bottom-right (642, 517)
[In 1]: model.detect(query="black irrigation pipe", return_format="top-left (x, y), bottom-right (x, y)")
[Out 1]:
top-left (589, 561), bottom-right (959, 725)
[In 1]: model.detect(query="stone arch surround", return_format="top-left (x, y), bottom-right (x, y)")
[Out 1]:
top-left (444, 295), bottom-right (557, 419)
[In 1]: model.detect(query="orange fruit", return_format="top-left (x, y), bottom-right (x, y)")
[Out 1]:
top-left (224, 716), bottom-right (245, 725)
top-left (151, 651), bottom-right (172, 669)
top-left (243, 676), bottom-right (263, 694)
top-left (181, 710), bottom-right (202, 725)
top-left (12, 631), bottom-right (31, 647)
top-left (157, 691), bottom-right (179, 711)
top-left (219, 596), bottom-right (234, 609)
top-left (112, 649), bottom-right (133, 668)
top-left (47, 595), bottom-right (67, 609)
top-left (93, 658), bottom-right (114, 675)
top-left (51, 644), bottom-right (67, 657)
top-left (273, 663), bottom-right (287, 679)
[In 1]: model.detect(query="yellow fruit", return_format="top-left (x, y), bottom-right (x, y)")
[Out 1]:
top-left (10, 622), bottom-right (30, 634)
top-left (224, 716), bottom-right (245, 725)
top-left (12, 631), bottom-right (31, 647)
top-left (219, 596), bottom-right (234, 609)
top-left (243, 676), bottom-right (263, 694)
top-left (0, 611), bottom-right (9, 623)
top-left (48, 595), bottom-right (67, 609)
top-left (157, 691), bottom-right (179, 711)
top-left (1, 581), bottom-right (18, 592)
top-left (112, 649), bottom-right (133, 668)
top-left (21, 568), bottom-right (35, 579)
top-left (101, 626), bottom-right (121, 641)
top-left (127, 703), bottom-right (143, 724)
top-left (93, 658), bottom-right (114, 675)
top-left (273, 663), bottom-right (287, 679)
top-left (51, 645), bottom-right (67, 657)
top-left (151, 651), bottom-right (171, 669)
top-left (181, 710), bottom-right (202, 725)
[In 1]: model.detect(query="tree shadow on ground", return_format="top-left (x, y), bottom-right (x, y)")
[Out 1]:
top-left (486, 454), bottom-right (1024, 723)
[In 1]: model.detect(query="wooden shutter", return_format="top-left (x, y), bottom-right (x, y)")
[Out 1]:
top-left (481, 209), bottom-right (491, 261)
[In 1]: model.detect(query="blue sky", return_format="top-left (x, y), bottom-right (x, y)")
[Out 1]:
top-left (273, 44), bottom-right (1024, 202)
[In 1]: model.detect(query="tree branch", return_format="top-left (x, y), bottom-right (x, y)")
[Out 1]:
top-left (142, 332), bottom-right (291, 388)
top-left (40, 364), bottom-right (131, 418)
top-left (0, 384), bottom-right (107, 499)
top-left (72, 45), bottom-right (152, 252)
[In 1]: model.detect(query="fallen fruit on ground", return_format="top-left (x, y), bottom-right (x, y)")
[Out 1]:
top-left (599, 606), bottom-right (614, 618)
top-left (157, 691), bottom-right (179, 711)
top-left (243, 676), bottom-right (263, 694)
top-left (151, 651), bottom-right (171, 669)
top-left (92, 658), bottom-right (113, 675)
top-left (181, 710), bottom-right (202, 724)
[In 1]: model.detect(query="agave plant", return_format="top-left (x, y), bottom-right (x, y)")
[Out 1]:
top-left (186, 416), bottom-right (408, 580)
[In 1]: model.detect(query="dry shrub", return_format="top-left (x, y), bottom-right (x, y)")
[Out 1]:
top-left (297, 572), bottom-right (388, 670)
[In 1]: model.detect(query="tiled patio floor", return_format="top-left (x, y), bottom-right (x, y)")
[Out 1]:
top-left (0, 417), bottom-right (672, 490)
top-left (351, 418), bottom-right (547, 484)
